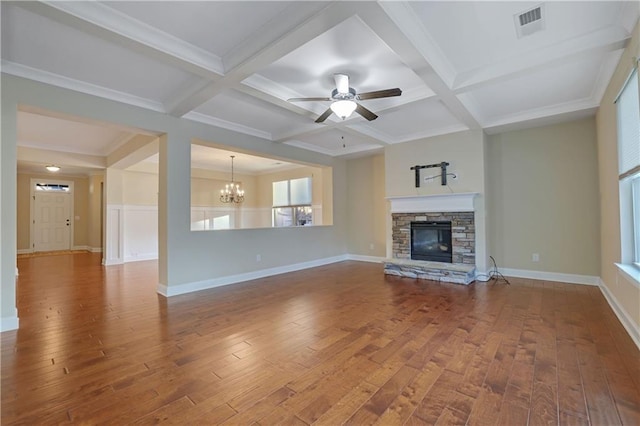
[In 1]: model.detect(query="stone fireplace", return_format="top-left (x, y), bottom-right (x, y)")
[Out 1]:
top-left (385, 193), bottom-right (478, 285)
top-left (392, 211), bottom-right (475, 264)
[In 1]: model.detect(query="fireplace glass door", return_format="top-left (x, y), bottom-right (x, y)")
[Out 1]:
top-left (411, 221), bottom-right (452, 263)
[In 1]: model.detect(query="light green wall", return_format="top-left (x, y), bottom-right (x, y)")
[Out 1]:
top-left (486, 118), bottom-right (601, 275)
top-left (2, 74), bottom-right (347, 312)
top-left (385, 130), bottom-right (487, 197)
top-left (347, 154), bottom-right (386, 257)
top-left (384, 129), bottom-right (490, 271)
top-left (1, 95), bottom-right (18, 327)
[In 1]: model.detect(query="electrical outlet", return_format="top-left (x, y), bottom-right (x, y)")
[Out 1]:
top-left (369, 243), bottom-right (374, 250)
top-left (256, 254), bottom-right (261, 262)
top-left (532, 253), bottom-right (540, 262)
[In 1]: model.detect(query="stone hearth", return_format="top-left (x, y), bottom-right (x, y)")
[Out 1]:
top-left (384, 259), bottom-right (476, 285)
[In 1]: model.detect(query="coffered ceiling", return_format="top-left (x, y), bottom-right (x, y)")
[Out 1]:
top-left (2, 1), bottom-right (638, 173)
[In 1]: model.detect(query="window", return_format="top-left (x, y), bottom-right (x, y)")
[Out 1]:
top-left (35, 183), bottom-right (70, 192)
top-left (633, 176), bottom-right (640, 266)
top-left (272, 177), bottom-right (313, 227)
top-left (616, 67), bottom-right (640, 266)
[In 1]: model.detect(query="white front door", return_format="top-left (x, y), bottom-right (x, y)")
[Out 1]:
top-left (34, 192), bottom-right (71, 251)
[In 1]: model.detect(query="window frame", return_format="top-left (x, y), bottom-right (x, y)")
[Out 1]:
top-left (633, 175), bottom-right (640, 267)
top-left (616, 64), bottom-right (640, 273)
top-left (272, 177), bottom-right (313, 227)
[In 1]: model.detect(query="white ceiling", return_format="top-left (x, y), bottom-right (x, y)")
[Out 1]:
top-left (3, 1), bottom-right (638, 174)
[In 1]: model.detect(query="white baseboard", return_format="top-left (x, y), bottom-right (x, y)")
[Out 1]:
top-left (18, 247), bottom-right (101, 254)
top-left (74, 245), bottom-right (103, 252)
top-left (473, 269), bottom-right (493, 282)
top-left (157, 255), bottom-right (349, 297)
top-left (103, 258), bottom-right (123, 266)
top-left (1, 312), bottom-right (19, 332)
top-left (599, 278), bottom-right (640, 351)
top-left (124, 254), bottom-right (158, 263)
top-left (346, 254), bottom-right (385, 263)
top-left (500, 268), bottom-right (599, 286)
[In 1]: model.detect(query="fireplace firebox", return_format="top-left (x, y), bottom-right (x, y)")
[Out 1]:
top-left (411, 221), bottom-right (452, 263)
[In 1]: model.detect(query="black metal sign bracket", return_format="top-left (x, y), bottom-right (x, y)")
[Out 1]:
top-left (409, 161), bottom-right (450, 187)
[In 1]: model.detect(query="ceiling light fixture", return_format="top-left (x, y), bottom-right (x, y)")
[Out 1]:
top-left (45, 165), bottom-right (60, 172)
top-left (220, 155), bottom-right (244, 204)
top-left (330, 100), bottom-right (357, 119)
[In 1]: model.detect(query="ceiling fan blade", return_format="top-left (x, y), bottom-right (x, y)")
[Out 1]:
top-left (288, 97), bottom-right (331, 102)
top-left (355, 103), bottom-right (378, 121)
top-left (315, 108), bottom-right (333, 123)
top-left (334, 74), bottom-right (349, 94)
top-left (356, 88), bottom-right (402, 100)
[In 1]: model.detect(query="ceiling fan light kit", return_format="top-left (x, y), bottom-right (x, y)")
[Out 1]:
top-left (288, 73), bottom-right (401, 123)
top-left (330, 100), bottom-right (357, 119)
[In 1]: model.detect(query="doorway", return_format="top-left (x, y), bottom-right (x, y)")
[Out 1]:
top-left (30, 179), bottom-right (74, 252)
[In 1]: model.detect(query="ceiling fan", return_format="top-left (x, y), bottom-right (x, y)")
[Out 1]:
top-left (287, 74), bottom-right (401, 123)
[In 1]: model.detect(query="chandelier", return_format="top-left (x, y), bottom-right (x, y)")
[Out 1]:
top-left (220, 155), bottom-right (245, 203)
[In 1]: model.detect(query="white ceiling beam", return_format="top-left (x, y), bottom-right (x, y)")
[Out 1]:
top-left (167, 2), bottom-right (361, 117)
top-left (452, 27), bottom-right (630, 93)
top-left (107, 135), bottom-right (158, 169)
top-left (18, 104), bottom-right (160, 137)
top-left (17, 146), bottom-right (106, 170)
top-left (363, 2), bottom-right (481, 130)
top-left (182, 111), bottom-right (272, 140)
top-left (15, 1), bottom-right (224, 79)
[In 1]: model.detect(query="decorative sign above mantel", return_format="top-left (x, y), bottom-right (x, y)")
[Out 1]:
top-left (386, 193), bottom-right (478, 213)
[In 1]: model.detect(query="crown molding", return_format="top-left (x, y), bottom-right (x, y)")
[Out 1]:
top-left (2, 61), bottom-right (166, 112)
top-left (482, 98), bottom-right (599, 131)
top-left (283, 139), bottom-right (382, 158)
top-left (182, 111), bottom-right (272, 140)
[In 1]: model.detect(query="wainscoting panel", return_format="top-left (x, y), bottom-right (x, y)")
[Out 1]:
top-left (104, 205), bottom-right (123, 265)
top-left (123, 206), bottom-right (158, 262)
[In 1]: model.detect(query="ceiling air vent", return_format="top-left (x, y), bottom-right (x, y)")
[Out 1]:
top-left (514, 4), bottom-right (545, 38)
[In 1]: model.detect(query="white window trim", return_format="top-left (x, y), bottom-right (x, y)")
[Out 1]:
top-left (632, 175), bottom-right (640, 268)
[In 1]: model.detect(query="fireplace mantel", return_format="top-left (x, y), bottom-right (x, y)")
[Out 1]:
top-left (387, 192), bottom-right (478, 213)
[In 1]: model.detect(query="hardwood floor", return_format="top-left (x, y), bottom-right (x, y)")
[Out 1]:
top-left (2, 253), bottom-right (639, 425)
